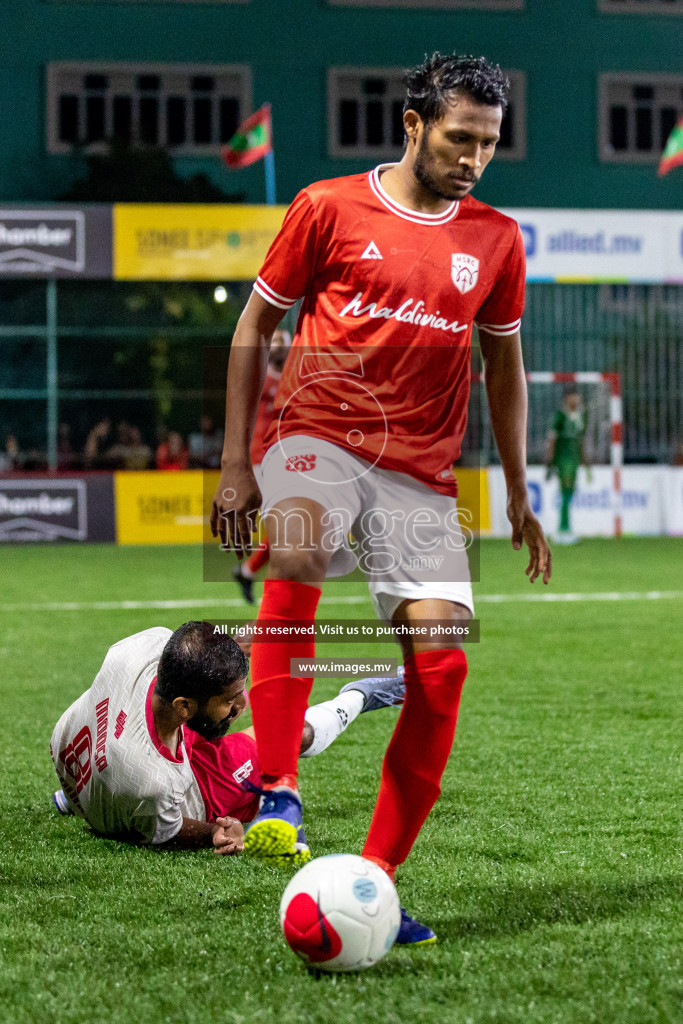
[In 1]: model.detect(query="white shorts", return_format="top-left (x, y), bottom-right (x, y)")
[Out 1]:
top-left (260, 435), bottom-right (474, 621)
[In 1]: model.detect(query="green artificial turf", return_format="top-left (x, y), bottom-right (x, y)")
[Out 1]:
top-left (0, 539), bottom-right (681, 1024)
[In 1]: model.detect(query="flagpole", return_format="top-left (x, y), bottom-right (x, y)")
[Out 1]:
top-left (264, 146), bottom-right (276, 205)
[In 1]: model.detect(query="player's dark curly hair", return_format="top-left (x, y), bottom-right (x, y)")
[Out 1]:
top-left (155, 621), bottom-right (248, 705)
top-left (404, 53), bottom-right (509, 125)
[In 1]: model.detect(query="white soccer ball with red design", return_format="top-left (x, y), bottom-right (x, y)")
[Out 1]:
top-left (279, 854), bottom-right (401, 972)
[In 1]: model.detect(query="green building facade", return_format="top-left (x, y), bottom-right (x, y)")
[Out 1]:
top-left (4, 0), bottom-right (683, 209)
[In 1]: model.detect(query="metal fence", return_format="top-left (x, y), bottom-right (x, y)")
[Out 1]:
top-left (469, 283), bottom-right (683, 466)
top-left (0, 280), bottom-right (681, 469)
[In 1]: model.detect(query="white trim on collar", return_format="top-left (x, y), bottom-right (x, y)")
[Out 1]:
top-left (368, 164), bottom-right (460, 226)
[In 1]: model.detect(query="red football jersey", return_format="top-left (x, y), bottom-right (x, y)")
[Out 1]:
top-left (254, 165), bottom-right (525, 495)
top-left (250, 368), bottom-right (281, 465)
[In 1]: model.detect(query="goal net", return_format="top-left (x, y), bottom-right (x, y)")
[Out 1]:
top-left (464, 371), bottom-right (623, 536)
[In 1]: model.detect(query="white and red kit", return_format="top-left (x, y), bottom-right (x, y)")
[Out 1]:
top-left (50, 629), bottom-right (260, 844)
top-left (254, 163), bottom-right (525, 496)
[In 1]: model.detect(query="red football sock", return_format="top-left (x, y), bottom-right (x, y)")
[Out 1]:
top-left (362, 648), bottom-right (467, 869)
top-left (249, 579), bottom-right (321, 785)
top-left (245, 540), bottom-right (270, 575)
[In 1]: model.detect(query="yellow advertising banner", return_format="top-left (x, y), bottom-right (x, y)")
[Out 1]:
top-left (115, 468), bottom-right (490, 546)
top-left (113, 204), bottom-right (287, 280)
top-left (455, 467), bottom-right (491, 535)
top-left (115, 470), bottom-right (217, 545)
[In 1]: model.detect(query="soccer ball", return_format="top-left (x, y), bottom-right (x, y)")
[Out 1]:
top-left (280, 854), bottom-right (401, 972)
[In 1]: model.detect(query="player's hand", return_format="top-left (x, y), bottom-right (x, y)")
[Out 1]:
top-left (507, 489), bottom-right (552, 585)
top-left (210, 463), bottom-right (261, 557)
top-left (212, 817), bottom-right (245, 856)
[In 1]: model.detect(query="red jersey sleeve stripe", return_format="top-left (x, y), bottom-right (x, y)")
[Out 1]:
top-left (474, 318), bottom-right (522, 336)
top-left (253, 276), bottom-right (298, 310)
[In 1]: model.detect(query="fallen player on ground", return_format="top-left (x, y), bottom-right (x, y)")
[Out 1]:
top-left (51, 621), bottom-right (404, 867)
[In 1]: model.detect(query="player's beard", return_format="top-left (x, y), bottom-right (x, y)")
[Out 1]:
top-left (186, 707), bottom-right (234, 742)
top-left (413, 130), bottom-right (477, 201)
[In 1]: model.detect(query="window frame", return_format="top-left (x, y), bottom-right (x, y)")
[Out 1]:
top-left (48, 0), bottom-right (250, 4)
top-left (327, 66), bottom-right (526, 162)
top-left (327, 0), bottom-right (523, 9)
top-left (46, 61), bottom-right (252, 156)
top-left (598, 72), bottom-right (683, 164)
top-left (598, 0), bottom-right (683, 15)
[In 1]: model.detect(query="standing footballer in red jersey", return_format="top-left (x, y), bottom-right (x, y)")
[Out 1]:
top-left (211, 53), bottom-right (552, 945)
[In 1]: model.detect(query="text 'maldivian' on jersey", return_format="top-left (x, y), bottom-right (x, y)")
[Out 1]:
top-left (253, 164), bottom-right (526, 495)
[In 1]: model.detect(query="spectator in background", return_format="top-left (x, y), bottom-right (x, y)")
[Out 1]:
top-left (0, 434), bottom-right (19, 472)
top-left (57, 423), bottom-right (80, 471)
top-left (157, 431), bottom-right (189, 471)
top-left (107, 423), bottom-right (152, 471)
top-left (84, 418), bottom-right (113, 469)
top-left (189, 415), bottom-right (224, 469)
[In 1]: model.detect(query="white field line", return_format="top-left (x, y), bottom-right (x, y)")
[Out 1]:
top-left (0, 591), bottom-right (682, 613)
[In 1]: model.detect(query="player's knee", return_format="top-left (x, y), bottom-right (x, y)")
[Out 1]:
top-left (398, 637), bottom-right (464, 661)
top-left (268, 546), bottom-right (329, 583)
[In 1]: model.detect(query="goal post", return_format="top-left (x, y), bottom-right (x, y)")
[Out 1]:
top-left (470, 371), bottom-right (623, 537)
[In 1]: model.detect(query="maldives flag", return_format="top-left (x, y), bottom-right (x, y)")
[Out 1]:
top-left (221, 104), bottom-right (272, 168)
top-left (658, 116), bottom-right (683, 177)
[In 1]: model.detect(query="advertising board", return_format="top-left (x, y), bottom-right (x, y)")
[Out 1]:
top-left (0, 207), bottom-right (112, 277)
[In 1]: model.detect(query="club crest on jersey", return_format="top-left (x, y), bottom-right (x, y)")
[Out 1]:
top-left (451, 253), bottom-right (479, 294)
top-left (285, 453), bottom-right (317, 472)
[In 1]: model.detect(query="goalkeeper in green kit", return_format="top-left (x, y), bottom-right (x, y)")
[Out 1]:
top-left (545, 387), bottom-right (591, 544)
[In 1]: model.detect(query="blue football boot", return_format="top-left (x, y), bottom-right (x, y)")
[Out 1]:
top-left (52, 789), bottom-right (73, 815)
top-left (243, 786), bottom-right (311, 864)
top-left (395, 906), bottom-right (437, 946)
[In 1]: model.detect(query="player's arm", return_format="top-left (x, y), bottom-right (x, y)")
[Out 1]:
top-left (210, 292), bottom-right (284, 554)
top-left (163, 816), bottom-right (245, 856)
top-left (478, 328), bottom-right (552, 584)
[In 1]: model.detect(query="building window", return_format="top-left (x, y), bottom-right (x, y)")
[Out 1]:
top-left (50, 1), bottom-right (250, 4)
top-left (47, 63), bottom-right (251, 155)
top-left (327, 1), bottom-right (522, 8)
top-left (599, 75), bottom-right (683, 163)
top-left (328, 67), bottom-right (526, 161)
top-left (599, 0), bottom-right (683, 13)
